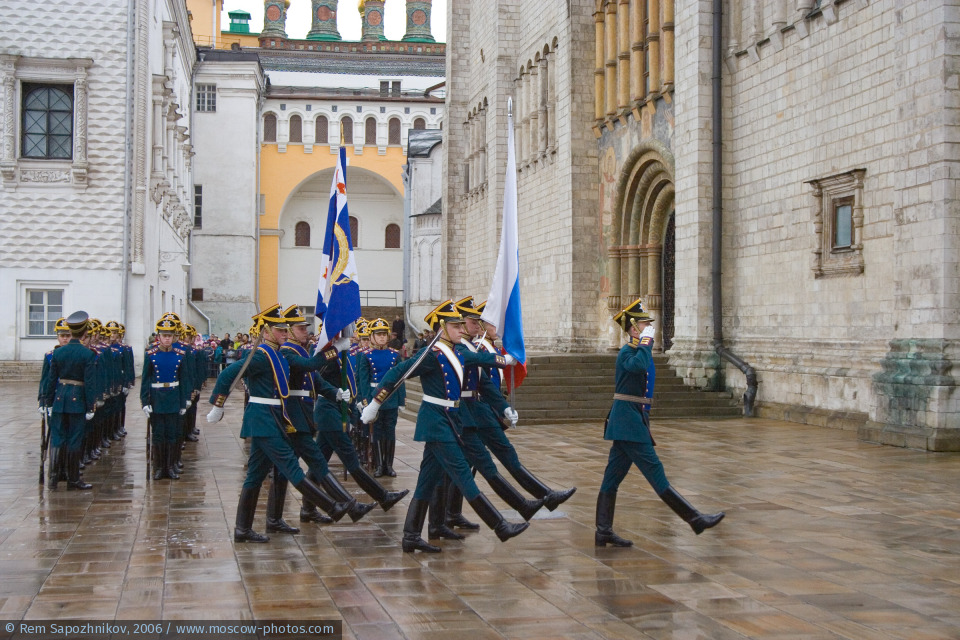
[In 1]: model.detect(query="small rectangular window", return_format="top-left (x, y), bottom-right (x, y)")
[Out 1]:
top-left (194, 184), bottom-right (203, 229)
top-left (196, 84), bottom-right (217, 112)
top-left (380, 81), bottom-right (389, 97)
top-left (392, 81), bottom-right (401, 97)
top-left (26, 289), bottom-right (64, 336)
top-left (833, 197), bottom-right (853, 249)
top-left (191, 288), bottom-right (204, 302)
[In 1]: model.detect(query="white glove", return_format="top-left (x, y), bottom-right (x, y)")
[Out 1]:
top-left (361, 400), bottom-right (381, 424)
top-left (38, 405), bottom-right (46, 415)
top-left (332, 336), bottom-right (351, 352)
top-left (639, 325), bottom-right (656, 340)
top-left (179, 408), bottom-right (187, 416)
top-left (185, 400), bottom-right (192, 409)
top-left (46, 407), bottom-right (53, 418)
top-left (85, 411), bottom-right (95, 420)
top-left (142, 405), bottom-right (152, 416)
top-left (336, 388), bottom-right (352, 402)
top-left (207, 406), bottom-right (224, 423)
top-left (503, 353), bottom-right (517, 366)
top-left (122, 387), bottom-right (129, 396)
top-left (342, 323), bottom-right (355, 339)
top-left (95, 400), bottom-right (104, 409)
top-left (504, 407), bottom-right (519, 427)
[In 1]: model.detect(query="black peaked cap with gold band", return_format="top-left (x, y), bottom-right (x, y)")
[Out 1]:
top-left (613, 297), bottom-right (654, 332)
top-left (424, 300), bottom-right (465, 332)
top-left (454, 296), bottom-right (482, 319)
top-left (368, 317), bottom-right (390, 333)
top-left (282, 304), bottom-right (307, 325)
top-left (259, 303), bottom-right (290, 329)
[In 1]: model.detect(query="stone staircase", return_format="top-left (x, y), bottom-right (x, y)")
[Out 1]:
top-left (399, 353), bottom-right (743, 424)
top-left (0, 361), bottom-right (43, 382)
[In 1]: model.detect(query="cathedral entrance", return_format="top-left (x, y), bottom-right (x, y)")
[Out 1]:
top-left (661, 212), bottom-right (675, 351)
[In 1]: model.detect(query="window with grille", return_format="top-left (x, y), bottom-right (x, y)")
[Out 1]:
top-left (191, 288), bottom-right (204, 302)
top-left (316, 115), bottom-right (328, 143)
top-left (388, 118), bottom-right (401, 144)
top-left (365, 117), bottom-right (377, 145)
top-left (391, 81), bottom-right (401, 97)
top-left (385, 223), bottom-right (401, 249)
top-left (196, 83), bottom-right (216, 112)
top-left (295, 221), bottom-right (310, 247)
top-left (193, 185), bottom-right (202, 229)
top-left (341, 116), bottom-right (353, 144)
top-left (263, 113), bottom-right (277, 142)
top-left (26, 289), bottom-right (64, 336)
top-left (289, 114), bottom-right (302, 142)
top-left (349, 216), bottom-right (358, 248)
top-left (413, 117), bottom-right (426, 130)
top-left (380, 81), bottom-right (389, 97)
top-left (21, 84), bottom-right (73, 159)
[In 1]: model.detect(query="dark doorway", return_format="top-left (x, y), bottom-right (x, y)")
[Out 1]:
top-left (661, 212), bottom-right (675, 351)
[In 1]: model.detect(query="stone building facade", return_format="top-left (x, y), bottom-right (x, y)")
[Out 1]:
top-left (0, 0), bottom-right (195, 364)
top-left (446, 0), bottom-right (960, 450)
top-left (404, 128), bottom-right (444, 328)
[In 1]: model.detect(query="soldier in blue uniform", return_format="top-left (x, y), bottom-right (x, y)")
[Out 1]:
top-left (361, 300), bottom-right (528, 553)
top-left (596, 298), bottom-right (725, 547)
top-left (358, 317), bottom-right (405, 477)
top-left (38, 317), bottom-right (73, 486)
top-left (206, 304), bottom-right (362, 543)
top-left (40, 311), bottom-right (98, 490)
top-left (141, 318), bottom-right (189, 480)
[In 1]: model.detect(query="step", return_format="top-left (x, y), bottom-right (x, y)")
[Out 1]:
top-left (0, 361), bottom-right (43, 382)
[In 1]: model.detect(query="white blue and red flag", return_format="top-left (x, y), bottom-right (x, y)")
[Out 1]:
top-left (316, 146), bottom-right (361, 346)
top-left (481, 97), bottom-right (526, 391)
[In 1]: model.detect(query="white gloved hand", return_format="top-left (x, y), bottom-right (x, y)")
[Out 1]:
top-left (142, 405), bottom-right (152, 416)
top-left (639, 325), bottom-right (656, 340)
top-left (332, 336), bottom-right (351, 352)
top-left (38, 405), bottom-right (46, 415)
top-left (504, 407), bottom-right (519, 427)
top-left (179, 408), bottom-right (187, 416)
top-left (46, 407), bottom-right (53, 418)
top-left (185, 400), bottom-right (192, 409)
top-left (95, 400), bottom-right (104, 409)
top-left (207, 406), bottom-right (224, 423)
top-left (361, 400), bottom-right (381, 424)
top-left (85, 411), bottom-right (95, 420)
top-left (503, 353), bottom-right (517, 366)
top-left (336, 388), bottom-right (352, 402)
top-left (122, 387), bottom-right (129, 396)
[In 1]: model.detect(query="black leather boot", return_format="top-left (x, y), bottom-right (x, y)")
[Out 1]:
top-left (445, 478), bottom-right (479, 529)
top-left (372, 439), bottom-right (384, 477)
top-left (402, 498), bottom-right (441, 553)
top-left (427, 479), bottom-right (463, 540)
top-left (595, 490), bottom-right (632, 547)
top-left (234, 486), bottom-right (269, 543)
top-left (383, 438), bottom-right (397, 477)
top-left (48, 447), bottom-right (61, 489)
top-left (66, 452), bottom-right (92, 491)
top-left (468, 494), bottom-right (528, 542)
top-left (350, 465), bottom-right (409, 511)
top-left (294, 476), bottom-right (350, 523)
top-left (511, 465), bottom-right (576, 511)
top-left (265, 472), bottom-right (300, 534)
top-left (659, 487), bottom-right (725, 535)
top-left (321, 473), bottom-right (376, 522)
top-left (299, 501), bottom-right (334, 524)
top-left (486, 473), bottom-right (545, 521)
top-left (152, 443), bottom-right (166, 480)
top-left (165, 443), bottom-right (180, 480)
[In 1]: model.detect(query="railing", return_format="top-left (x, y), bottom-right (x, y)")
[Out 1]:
top-left (359, 290), bottom-right (403, 307)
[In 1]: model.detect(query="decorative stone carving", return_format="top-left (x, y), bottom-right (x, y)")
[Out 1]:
top-left (20, 169), bottom-right (71, 183)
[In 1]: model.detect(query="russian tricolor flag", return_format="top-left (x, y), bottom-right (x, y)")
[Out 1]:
top-left (316, 146), bottom-right (361, 346)
top-left (481, 97), bottom-right (526, 391)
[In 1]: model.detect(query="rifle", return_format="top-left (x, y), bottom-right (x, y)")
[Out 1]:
top-left (374, 329), bottom-right (442, 406)
top-left (145, 415), bottom-right (152, 481)
top-left (39, 412), bottom-right (48, 485)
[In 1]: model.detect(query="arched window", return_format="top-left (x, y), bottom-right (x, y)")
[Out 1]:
top-left (365, 117), bottom-right (377, 146)
top-left (263, 113), bottom-right (277, 142)
top-left (349, 216), bottom-right (358, 248)
top-left (340, 116), bottom-right (353, 144)
top-left (413, 117), bottom-right (426, 130)
top-left (388, 117), bottom-right (402, 144)
top-left (315, 115), bottom-right (328, 143)
top-left (289, 114), bottom-right (302, 143)
top-left (385, 223), bottom-right (401, 249)
top-left (295, 221), bottom-right (310, 247)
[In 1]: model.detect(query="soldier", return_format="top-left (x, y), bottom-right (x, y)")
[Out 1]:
top-left (596, 298), bottom-right (725, 547)
top-left (81, 318), bottom-right (108, 466)
top-left (206, 304), bottom-right (364, 543)
top-left (361, 300), bottom-right (527, 553)
top-left (357, 318), bottom-right (405, 477)
top-left (40, 311), bottom-right (98, 490)
top-left (38, 317), bottom-right (73, 486)
top-left (141, 318), bottom-right (188, 480)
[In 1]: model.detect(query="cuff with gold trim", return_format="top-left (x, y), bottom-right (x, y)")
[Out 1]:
top-left (212, 394), bottom-right (227, 408)
top-left (374, 387), bottom-right (390, 404)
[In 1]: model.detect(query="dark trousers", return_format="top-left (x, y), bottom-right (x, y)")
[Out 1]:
top-left (285, 431), bottom-right (332, 482)
top-left (476, 426), bottom-right (523, 474)
top-left (459, 428), bottom-right (500, 478)
top-left (242, 435), bottom-right (307, 490)
top-left (316, 429), bottom-right (361, 473)
top-left (372, 408), bottom-right (398, 441)
top-left (412, 441), bottom-right (481, 502)
top-left (57, 412), bottom-right (85, 452)
top-left (599, 439), bottom-right (670, 495)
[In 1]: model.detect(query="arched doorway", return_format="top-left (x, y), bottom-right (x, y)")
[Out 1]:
top-left (606, 145), bottom-right (675, 350)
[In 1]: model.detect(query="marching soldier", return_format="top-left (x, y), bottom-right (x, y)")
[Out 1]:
top-left (596, 298), bottom-right (724, 547)
top-left (40, 311), bottom-right (98, 490)
top-left (357, 318), bottom-right (405, 477)
top-left (206, 304), bottom-right (364, 543)
top-left (141, 318), bottom-right (188, 480)
top-left (361, 300), bottom-right (527, 553)
top-left (38, 317), bottom-right (73, 486)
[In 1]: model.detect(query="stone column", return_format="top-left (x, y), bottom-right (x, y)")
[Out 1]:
top-left (647, 0), bottom-right (660, 96)
top-left (261, 0), bottom-right (289, 38)
top-left (604, 2), bottom-right (617, 117)
top-left (662, 0), bottom-right (674, 91)
top-left (1, 55), bottom-right (18, 185)
top-left (402, 0), bottom-right (435, 42)
top-left (307, 0), bottom-right (341, 41)
top-left (594, 8), bottom-right (605, 121)
top-left (361, 0), bottom-right (386, 41)
top-left (631, 0), bottom-right (645, 102)
top-left (617, 0), bottom-right (630, 112)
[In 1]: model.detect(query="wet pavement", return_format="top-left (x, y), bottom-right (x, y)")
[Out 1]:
top-left (1, 380), bottom-right (959, 639)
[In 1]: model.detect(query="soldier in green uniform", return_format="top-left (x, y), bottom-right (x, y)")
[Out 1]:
top-left (40, 311), bottom-right (98, 490)
top-left (38, 317), bottom-right (73, 486)
top-left (596, 298), bottom-right (725, 547)
top-left (361, 301), bottom-right (528, 553)
top-left (206, 304), bottom-right (364, 543)
top-left (141, 318), bottom-right (189, 480)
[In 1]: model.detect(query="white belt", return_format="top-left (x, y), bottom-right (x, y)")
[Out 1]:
top-left (248, 396), bottom-right (282, 406)
top-left (370, 383), bottom-right (379, 388)
top-left (421, 394), bottom-right (459, 408)
top-left (151, 381), bottom-right (179, 388)
top-left (287, 390), bottom-right (312, 397)
top-left (460, 390), bottom-right (475, 398)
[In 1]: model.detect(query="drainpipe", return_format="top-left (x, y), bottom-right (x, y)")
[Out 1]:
top-left (401, 162), bottom-right (414, 338)
top-left (120, 0), bottom-right (135, 325)
top-left (712, 0), bottom-right (757, 416)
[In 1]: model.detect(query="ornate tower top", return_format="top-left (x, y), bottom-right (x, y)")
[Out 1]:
top-left (361, 0), bottom-right (386, 42)
top-left (307, 0), bottom-right (342, 41)
top-left (401, 0), bottom-right (434, 43)
top-left (261, 0), bottom-right (289, 38)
